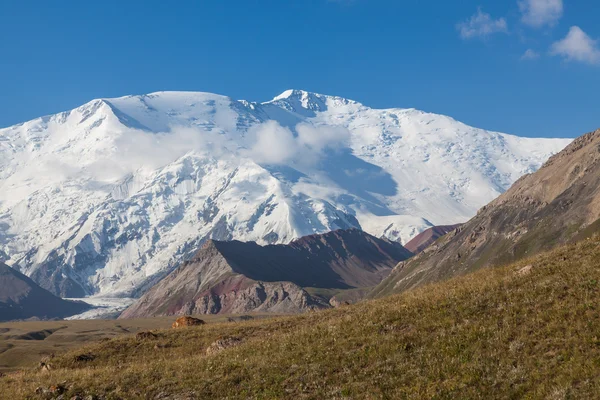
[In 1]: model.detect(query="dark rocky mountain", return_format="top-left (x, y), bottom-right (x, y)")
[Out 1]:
top-left (372, 128), bottom-right (600, 298)
top-left (0, 263), bottom-right (90, 322)
top-left (404, 224), bottom-right (463, 254)
top-left (120, 229), bottom-right (412, 318)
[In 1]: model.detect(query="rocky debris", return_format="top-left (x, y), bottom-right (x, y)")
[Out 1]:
top-left (73, 353), bottom-right (95, 363)
top-left (35, 383), bottom-right (68, 399)
top-left (517, 265), bottom-right (534, 276)
top-left (35, 385), bottom-right (102, 400)
top-left (172, 316), bottom-right (205, 328)
top-left (206, 337), bottom-right (243, 355)
top-left (136, 331), bottom-right (158, 340)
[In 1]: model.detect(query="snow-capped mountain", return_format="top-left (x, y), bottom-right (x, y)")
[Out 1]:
top-left (0, 90), bottom-right (571, 297)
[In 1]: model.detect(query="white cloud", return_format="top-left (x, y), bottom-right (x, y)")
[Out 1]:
top-left (48, 119), bottom-right (352, 183)
top-left (84, 126), bottom-right (233, 180)
top-left (246, 121), bottom-right (350, 166)
top-left (521, 49), bottom-right (541, 60)
top-left (457, 8), bottom-right (508, 40)
top-left (519, 0), bottom-right (563, 28)
top-left (550, 26), bottom-right (600, 65)
top-left (296, 124), bottom-right (349, 153)
top-left (247, 121), bottom-right (299, 165)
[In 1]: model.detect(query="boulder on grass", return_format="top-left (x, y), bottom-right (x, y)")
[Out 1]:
top-left (172, 316), bottom-right (205, 329)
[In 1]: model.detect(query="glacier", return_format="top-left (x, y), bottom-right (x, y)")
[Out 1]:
top-left (0, 89), bottom-right (571, 297)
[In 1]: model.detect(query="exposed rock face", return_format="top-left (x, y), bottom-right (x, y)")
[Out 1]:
top-left (189, 279), bottom-right (327, 315)
top-left (0, 262), bottom-right (90, 322)
top-left (403, 224), bottom-right (463, 254)
top-left (372, 128), bottom-right (600, 298)
top-left (172, 316), bottom-right (205, 328)
top-left (120, 229), bottom-right (412, 318)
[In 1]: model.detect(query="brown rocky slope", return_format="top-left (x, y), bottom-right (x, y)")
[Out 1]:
top-left (120, 229), bottom-right (412, 318)
top-left (371, 128), bottom-right (599, 298)
top-left (404, 224), bottom-right (463, 254)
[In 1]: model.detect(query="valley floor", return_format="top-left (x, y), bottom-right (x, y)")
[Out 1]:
top-left (3, 237), bottom-right (600, 399)
top-left (0, 314), bottom-right (275, 374)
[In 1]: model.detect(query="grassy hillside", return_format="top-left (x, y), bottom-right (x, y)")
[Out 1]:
top-left (3, 237), bottom-right (600, 399)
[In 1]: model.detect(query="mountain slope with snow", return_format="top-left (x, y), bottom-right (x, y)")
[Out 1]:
top-left (0, 90), bottom-right (571, 297)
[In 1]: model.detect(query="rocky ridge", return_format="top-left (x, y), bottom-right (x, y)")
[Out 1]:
top-left (371, 128), bottom-right (600, 298)
top-left (120, 229), bottom-right (412, 317)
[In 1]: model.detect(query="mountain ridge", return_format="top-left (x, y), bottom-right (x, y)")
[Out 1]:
top-left (0, 89), bottom-right (571, 297)
top-left (0, 262), bottom-right (89, 321)
top-left (371, 128), bottom-right (600, 298)
top-left (120, 229), bottom-right (411, 318)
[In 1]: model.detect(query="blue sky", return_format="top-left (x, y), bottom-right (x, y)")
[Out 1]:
top-left (0, 0), bottom-right (598, 138)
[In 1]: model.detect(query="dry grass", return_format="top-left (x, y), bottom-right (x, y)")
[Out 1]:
top-left (3, 237), bottom-right (600, 399)
top-left (0, 314), bottom-right (273, 373)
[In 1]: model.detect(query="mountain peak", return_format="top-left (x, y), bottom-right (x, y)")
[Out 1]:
top-left (0, 87), bottom-right (571, 298)
top-left (272, 89), bottom-right (303, 101)
top-left (266, 89), bottom-right (361, 115)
